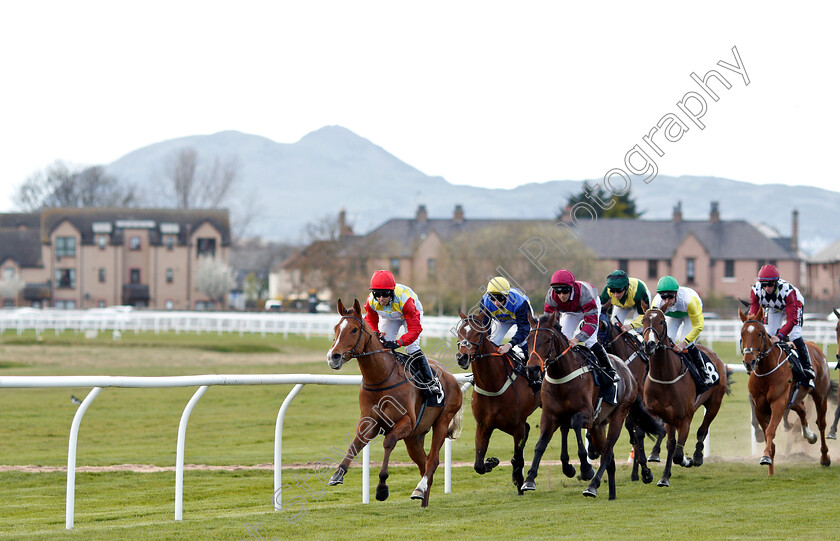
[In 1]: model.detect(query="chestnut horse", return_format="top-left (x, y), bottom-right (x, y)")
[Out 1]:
top-left (597, 308), bottom-right (655, 484)
top-left (455, 309), bottom-right (540, 494)
top-left (828, 308), bottom-right (840, 439)
top-left (739, 306), bottom-right (831, 473)
top-left (326, 299), bottom-right (463, 507)
top-left (640, 308), bottom-right (729, 487)
top-left (522, 312), bottom-right (662, 499)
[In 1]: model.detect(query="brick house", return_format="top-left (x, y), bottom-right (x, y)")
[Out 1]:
top-left (0, 208), bottom-right (230, 309)
top-left (808, 238), bottom-right (840, 302)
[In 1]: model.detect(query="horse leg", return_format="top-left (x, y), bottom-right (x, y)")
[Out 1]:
top-left (790, 400), bottom-right (818, 445)
top-left (521, 417), bottom-right (559, 491)
top-left (585, 416), bottom-right (623, 499)
top-left (762, 399), bottom-right (787, 476)
top-left (412, 417), bottom-right (451, 507)
top-left (814, 392), bottom-right (831, 467)
top-left (586, 429), bottom-right (600, 461)
top-left (626, 418), bottom-right (640, 482)
top-left (328, 431), bottom-right (374, 486)
top-left (649, 433), bottom-right (664, 462)
top-left (559, 426), bottom-right (576, 478)
top-left (634, 425), bottom-right (654, 484)
top-left (473, 422), bottom-right (499, 475)
top-left (572, 413), bottom-right (594, 481)
top-left (511, 422), bottom-right (530, 494)
top-left (374, 417), bottom-right (413, 501)
top-left (693, 396), bottom-right (723, 467)
top-left (657, 425), bottom-right (675, 487)
top-left (828, 403), bottom-right (840, 440)
top-left (673, 418), bottom-right (693, 468)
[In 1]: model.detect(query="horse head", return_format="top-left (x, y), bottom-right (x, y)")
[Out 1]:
top-left (641, 308), bottom-right (670, 356)
top-left (327, 298), bottom-right (371, 369)
top-left (738, 306), bottom-right (769, 373)
top-left (525, 312), bottom-right (564, 381)
top-left (834, 308), bottom-right (840, 363)
top-left (455, 308), bottom-right (492, 369)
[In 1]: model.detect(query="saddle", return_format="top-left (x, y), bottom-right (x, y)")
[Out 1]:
top-left (680, 350), bottom-right (719, 394)
top-left (573, 346), bottom-right (614, 402)
top-left (778, 342), bottom-right (807, 384)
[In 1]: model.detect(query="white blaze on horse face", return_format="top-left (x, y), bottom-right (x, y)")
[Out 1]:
top-left (327, 319), bottom-right (350, 358)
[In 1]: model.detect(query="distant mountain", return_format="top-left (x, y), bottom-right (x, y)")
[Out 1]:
top-left (104, 126), bottom-right (840, 254)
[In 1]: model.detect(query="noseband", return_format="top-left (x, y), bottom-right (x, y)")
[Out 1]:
top-left (457, 317), bottom-right (499, 364)
top-left (335, 315), bottom-right (391, 361)
top-left (740, 320), bottom-right (786, 377)
top-left (527, 325), bottom-right (564, 371)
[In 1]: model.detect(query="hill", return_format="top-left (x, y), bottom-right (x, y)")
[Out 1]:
top-left (104, 127), bottom-right (840, 253)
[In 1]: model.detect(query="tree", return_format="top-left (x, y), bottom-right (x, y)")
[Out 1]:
top-left (558, 181), bottom-right (643, 220)
top-left (194, 256), bottom-right (237, 309)
top-left (165, 147), bottom-right (239, 209)
top-left (14, 161), bottom-right (136, 211)
top-left (0, 275), bottom-right (25, 301)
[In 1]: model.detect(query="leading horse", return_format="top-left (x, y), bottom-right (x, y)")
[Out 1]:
top-left (739, 306), bottom-right (831, 473)
top-left (640, 307), bottom-right (729, 487)
top-left (455, 309), bottom-right (540, 494)
top-left (326, 299), bottom-right (463, 507)
top-left (522, 312), bottom-right (662, 499)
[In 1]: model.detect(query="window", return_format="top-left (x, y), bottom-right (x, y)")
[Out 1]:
top-left (618, 259), bottom-right (628, 272)
top-left (427, 258), bottom-right (436, 277)
top-left (55, 269), bottom-right (76, 289)
top-left (2, 267), bottom-right (13, 280)
top-left (130, 269), bottom-right (141, 284)
top-left (389, 258), bottom-right (400, 276)
top-left (196, 238), bottom-right (216, 257)
top-left (647, 260), bottom-right (658, 280)
top-left (97, 268), bottom-right (105, 283)
top-left (54, 300), bottom-right (77, 309)
top-left (97, 236), bottom-right (107, 250)
top-left (165, 236), bottom-right (174, 250)
top-left (686, 258), bottom-right (696, 285)
top-left (166, 268), bottom-right (174, 283)
top-left (3, 299), bottom-right (14, 308)
top-left (56, 237), bottom-right (76, 257)
top-left (129, 236), bottom-right (141, 251)
top-left (724, 260), bottom-right (735, 278)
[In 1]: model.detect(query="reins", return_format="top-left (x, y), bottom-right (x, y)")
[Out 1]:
top-left (337, 314), bottom-right (406, 390)
top-left (741, 319), bottom-right (788, 378)
top-left (527, 324), bottom-right (580, 384)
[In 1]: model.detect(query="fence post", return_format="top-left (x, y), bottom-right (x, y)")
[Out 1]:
top-left (274, 384), bottom-right (305, 510)
top-left (175, 385), bottom-right (209, 521)
top-left (66, 387), bottom-right (103, 530)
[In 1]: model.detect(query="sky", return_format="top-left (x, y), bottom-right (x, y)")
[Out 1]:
top-left (2, 1), bottom-right (838, 211)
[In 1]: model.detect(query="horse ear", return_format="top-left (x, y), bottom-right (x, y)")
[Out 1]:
top-left (640, 299), bottom-right (649, 312)
top-left (547, 311), bottom-right (556, 326)
top-left (834, 308), bottom-right (840, 319)
top-left (755, 305), bottom-right (764, 321)
top-left (337, 299), bottom-right (346, 314)
top-left (738, 307), bottom-right (747, 322)
top-left (353, 299), bottom-right (362, 315)
top-left (528, 311), bottom-right (537, 328)
top-left (458, 308), bottom-right (467, 319)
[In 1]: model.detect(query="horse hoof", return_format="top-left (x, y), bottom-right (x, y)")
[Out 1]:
top-left (583, 487), bottom-right (597, 498)
top-left (328, 468), bottom-right (346, 486)
top-left (642, 468), bottom-right (653, 484)
top-left (521, 480), bottom-right (536, 492)
top-left (759, 456), bottom-right (772, 466)
top-left (630, 472), bottom-right (639, 482)
top-left (821, 458), bottom-right (831, 467)
top-left (562, 464), bottom-right (576, 478)
top-left (693, 453), bottom-right (704, 467)
top-left (375, 486), bottom-right (389, 501)
top-left (580, 467), bottom-right (595, 482)
top-left (827, 433), bottom-right (837, 440)
top-left (657, 478), bottom-right (670, 488)
top-left (648, 453), bottom-right (660, 463)
top-left (410, 489), bottom-right (425, 500)
top-left (485, 457), bottom-right (500, 471)
top-left (807, 433), bottom-right (818, 445)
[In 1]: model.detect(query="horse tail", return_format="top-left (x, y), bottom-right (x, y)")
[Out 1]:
top-left (828, 380), bottom-right (839, 404)
top-left (447, 401), bottom-right (464, 440)
top-left (628, 394), bottom-right (665, 438)
top-left (724, 367), bottom-right (735, 396)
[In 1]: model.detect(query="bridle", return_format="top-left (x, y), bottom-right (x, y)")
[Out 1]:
top-left (456, 317), bottom-right (497, 365)
top-left (527, 324), bottom-right (569, 372)
top-left (740, 319), bottom-right (786, 377)
top-left (333, 313), bottom-right (405, 389)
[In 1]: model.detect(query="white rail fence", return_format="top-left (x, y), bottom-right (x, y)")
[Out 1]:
top-left (0, 374), bottom-right (473, 530)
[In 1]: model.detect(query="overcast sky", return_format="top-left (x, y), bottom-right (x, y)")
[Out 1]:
top-left (2, 2), bottom-right (838, 212)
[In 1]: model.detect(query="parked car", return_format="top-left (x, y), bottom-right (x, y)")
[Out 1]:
top-left (264, 300), bottom-right (283, 312)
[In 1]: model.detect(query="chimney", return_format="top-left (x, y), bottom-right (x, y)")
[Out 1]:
top-left (672, 201), bottom-right (682, 222)
top-left (791, 209), bottom-right (799, 253)
top-left (709, 201), bottom-right (720, 223)
top-left (416, 204), bottom-right (428, 223)
top-left (453, 204), bottom-right (464, 224)
top-left (338, 208), bottom-right (353, 239)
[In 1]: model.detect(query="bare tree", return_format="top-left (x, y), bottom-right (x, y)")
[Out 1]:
top-left (194, 255), bottom-right (237, 309)
top-left (166, 148), bottom-right (239, 209)
top-left (14, 161), bottom-right (135, 211)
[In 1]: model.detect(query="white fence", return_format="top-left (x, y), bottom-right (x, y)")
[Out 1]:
top-left (0, 373), bottom-right (473, 530)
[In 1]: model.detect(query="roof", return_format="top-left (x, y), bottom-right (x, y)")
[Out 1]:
top-left (811, 238), bottom-right (840, 263)
top-left (39, 208), bottom-right (231, 247)
top-left (0, 213), bottom-right (40, 230)
top-left (0, 228), bottom-right (43, 268)
top-left (573, 219), bottom-right (798, 260)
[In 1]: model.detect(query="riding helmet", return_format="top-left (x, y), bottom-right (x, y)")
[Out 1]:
top-left (487, 277), bottom-right (511, 296)
top-left (757, 264), bottom-right (779, 282)
top-left (370, 270), bottom-right (396, 290)
top-left (606, 270), bottom-right (629, 290)
top-left (656, 275), bottom-right (679, 292)
top-left (550, 269), bottom-right (575, 286)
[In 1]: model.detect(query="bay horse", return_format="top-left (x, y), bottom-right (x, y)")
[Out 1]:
top-left (829, 308), bottom-right (840, 439)
top-left (455, 309), bottom-right (540, 494)
top-left (522, 312), bottom-right (662, 499)
top-left (640, 307), bottom-right (729, 487)
top-left (597, 307), bottom-right (655, 484)
top-left (739, 306), bottom-right (831, 473)
top-left (326, 299), bottom-right (463, 507)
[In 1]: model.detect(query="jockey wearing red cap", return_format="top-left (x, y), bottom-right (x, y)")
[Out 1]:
top-left (748, 264), bottom-right (815, 388)
top-left (544, 269), bottom-right (619, 404)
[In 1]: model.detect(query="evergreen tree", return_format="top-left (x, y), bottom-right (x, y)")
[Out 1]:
top-left (557, 182), bottom-right (643, 220)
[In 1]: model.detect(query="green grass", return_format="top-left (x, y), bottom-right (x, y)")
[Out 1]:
top-left (1, 330), bottom-right (839, 539)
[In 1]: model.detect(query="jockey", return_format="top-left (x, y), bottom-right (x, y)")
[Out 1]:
top-left (363, 270), bottom-right (444, 404)
top-left (598, 270), bottom-right (651, 331)
top-left (544, 269), bottom-right (619, 404)
top-left (748, 264), bottom-right (815, 389)
top-left (479, 276), bottom-right (533, 361)
top-left (651, 275), bottom-right (714, 391)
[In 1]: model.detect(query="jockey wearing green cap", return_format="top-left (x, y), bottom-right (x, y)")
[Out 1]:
top-left (599, 270), bottom-right (651, 331)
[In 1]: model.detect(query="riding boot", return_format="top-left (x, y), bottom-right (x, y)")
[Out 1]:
top-left (686, 343), bottom-right (712, 392)
top-left (409, 350), bottom-right (445, 405)
top-left (591, 342), bottom-right (618, 405)
top-left (792, 337), bottom-right (816, 389)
